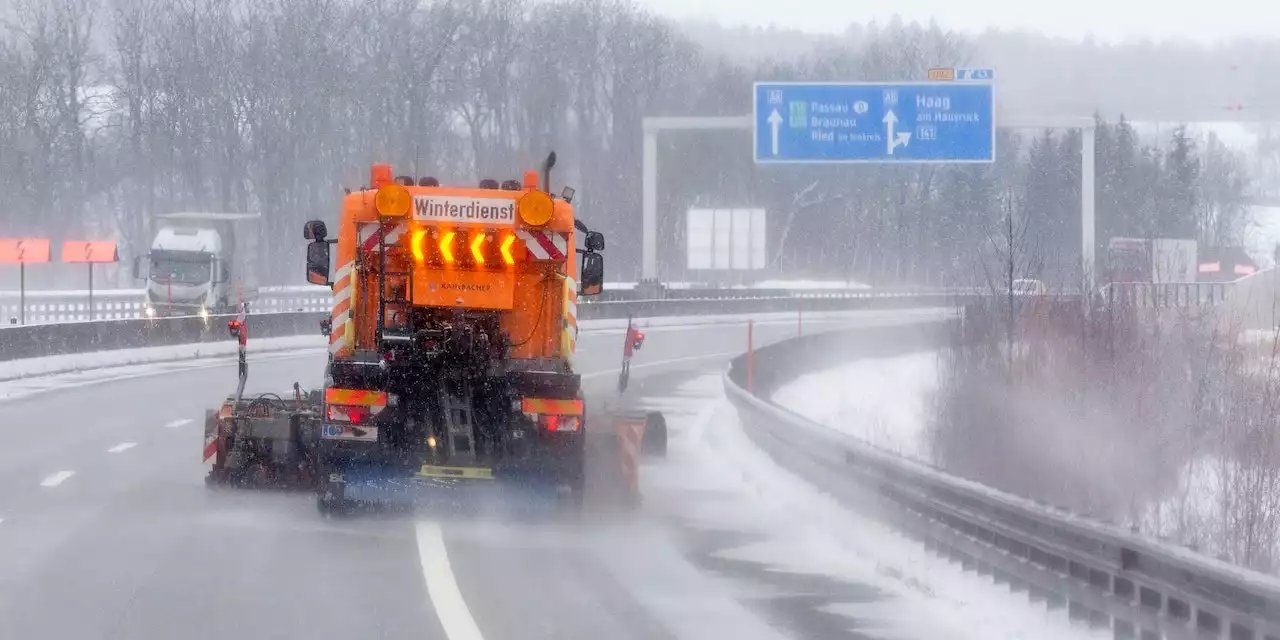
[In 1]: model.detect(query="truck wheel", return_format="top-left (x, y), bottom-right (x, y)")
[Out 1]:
top-left (558, 448), bottom-right (586, 514)
top-left (642, 411), bottom-right (667, 458)
top-left (560, 475), bottom-right (585, 514)
top-left (318, 492), bottom-right (354, 517)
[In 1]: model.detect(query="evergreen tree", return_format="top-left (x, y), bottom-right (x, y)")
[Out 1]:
top-left (1159, 125), bottom-right (1200, 239)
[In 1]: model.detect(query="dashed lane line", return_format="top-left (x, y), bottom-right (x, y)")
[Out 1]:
top-left (107, 442), bottom-right (137, 453)
top-left (164, 418), bottom-right (193, 428)
top-left (39, 471), bottom-right (75, 487)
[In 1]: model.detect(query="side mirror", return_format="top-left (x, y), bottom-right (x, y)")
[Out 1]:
top-left (585, 231), bottom-right (604, 252)
top-left (303, 220), bottom-right (327, 242)
top-left (131, 255), bottom-right (144, 280)
top-left (306, 241), bottom-right (331, 286)
top-left (579, 252), bottom-right (603, 296)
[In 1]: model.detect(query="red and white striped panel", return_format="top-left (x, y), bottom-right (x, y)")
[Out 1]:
top-left (516, 229), bottom-right (568, 260)
top-left (357, 222), bottom-right (407, 252)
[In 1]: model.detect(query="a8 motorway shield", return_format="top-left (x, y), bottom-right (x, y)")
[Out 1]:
top-left (753, 82), bottom-right (995, 163)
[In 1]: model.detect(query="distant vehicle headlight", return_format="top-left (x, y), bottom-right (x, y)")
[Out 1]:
top-left (144, 306), bottom-right (156, 318)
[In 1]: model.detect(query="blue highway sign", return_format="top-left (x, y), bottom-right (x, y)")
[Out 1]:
top-left (753, 82), bottom-right (995, 164)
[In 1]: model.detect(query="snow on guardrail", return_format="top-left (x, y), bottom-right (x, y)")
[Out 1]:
top-left (0, 283), bottom-right (965, 325)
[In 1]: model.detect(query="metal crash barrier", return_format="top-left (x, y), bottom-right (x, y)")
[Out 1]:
top-left (725, 322), bottom-right (1280, 640)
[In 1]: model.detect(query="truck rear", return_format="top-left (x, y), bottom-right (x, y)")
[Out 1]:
top-left (303, 154), bottom-right (605, 513)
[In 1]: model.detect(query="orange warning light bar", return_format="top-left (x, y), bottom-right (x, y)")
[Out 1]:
top-left (500, 234), bottom-right (516, 265)
top-left (0, 238), bottom-right (51, 264)
top-left (439, 231), bottom-right (456, 264)
top-left (411, 229), bottom-right (426, 263)
top-left (470, 232), bottom-right (486, 265)
top-left (62, 240), bottom-right (119, 263)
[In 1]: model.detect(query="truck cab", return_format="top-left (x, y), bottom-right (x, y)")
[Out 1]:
top-left (133, 212), bottom-right (261, 318)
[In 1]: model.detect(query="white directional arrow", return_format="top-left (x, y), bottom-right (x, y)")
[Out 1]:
top-left (883, 110), bottom-right (912, 155)
top-left (767, 109), bottom-right (783, 156)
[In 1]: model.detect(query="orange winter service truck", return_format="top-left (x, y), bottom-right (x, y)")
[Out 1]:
top-left (302, 152), bottom-right (606, 513)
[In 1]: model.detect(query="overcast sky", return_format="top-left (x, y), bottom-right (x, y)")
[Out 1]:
top-left (634, 0), bottom-right (1280, 43)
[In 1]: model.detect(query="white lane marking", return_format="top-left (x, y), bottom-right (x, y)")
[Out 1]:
top-left (164, 418), bottom-right (193, 428)
top-left (415, 520), bottom-right (485, 640)
top-left (40, 471), bottom-right (75, 487)
top-left (107, 442), bottom-right (137, 453)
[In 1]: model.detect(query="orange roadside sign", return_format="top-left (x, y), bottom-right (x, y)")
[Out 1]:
top-left (61, 240), bottom-right (119, 263)
top-left (0, 238), bottom-right (51, 264)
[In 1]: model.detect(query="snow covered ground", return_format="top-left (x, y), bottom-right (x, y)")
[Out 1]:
top-left (770, 352), bottom-right (939, 463)
top-left (638, 372), bottom-right (1105, 640)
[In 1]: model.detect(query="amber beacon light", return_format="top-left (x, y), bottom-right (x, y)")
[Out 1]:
top-left (375, 183), bottom-right (411, 217)
top-left (517, 190), bottom-right (554, 226)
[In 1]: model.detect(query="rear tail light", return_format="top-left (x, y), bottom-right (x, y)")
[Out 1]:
top-left (543, 415), bottom-right (579, 432)
top-left (327, 404), bottom-right (372, 424)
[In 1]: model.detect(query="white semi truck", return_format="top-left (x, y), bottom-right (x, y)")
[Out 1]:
top-left (132, 212), bottom-right (261, 318)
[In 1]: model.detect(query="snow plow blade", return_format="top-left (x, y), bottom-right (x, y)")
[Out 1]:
top-left (316, 462), bottom-right (574, 517)
top-left (582, 410), bottom-right (666, 511)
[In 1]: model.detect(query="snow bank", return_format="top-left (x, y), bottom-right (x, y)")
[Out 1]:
top-left (644, 373), bottom-right (1104, 640)
top-left (770, 352), bottom-right (939, 462)
top-left (0, 335), bottom-right (327, 382)
top-left (580, 308), bottom-right (947, 334)
top-left (0, 347), bottom-right (326, 404)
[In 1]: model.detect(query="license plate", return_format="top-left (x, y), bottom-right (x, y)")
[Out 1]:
top-left (321, 423), bottom-right (378, 441)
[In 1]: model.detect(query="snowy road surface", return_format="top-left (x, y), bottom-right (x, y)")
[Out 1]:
top-left (0, 308), bottom-right (1096, 640)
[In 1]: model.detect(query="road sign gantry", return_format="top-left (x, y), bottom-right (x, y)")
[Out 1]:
top-left (753, 82), bottom-right (995, 163)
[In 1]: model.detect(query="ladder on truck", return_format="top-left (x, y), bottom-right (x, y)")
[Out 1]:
top-left (440, 386), bottom-right (477, 461)
top-left (376, 211), bottom-right (413, 344)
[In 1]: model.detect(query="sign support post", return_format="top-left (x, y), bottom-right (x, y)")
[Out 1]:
top-left (62, 241), bottom-right (119, 321)
top-left (0, 238), bottom-right (51, 325)
top-left (641, 75), bottom-right (1099, 292)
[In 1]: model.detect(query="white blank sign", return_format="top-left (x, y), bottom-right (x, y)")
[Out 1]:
top-left (686, 208), bottom-right (766, 270)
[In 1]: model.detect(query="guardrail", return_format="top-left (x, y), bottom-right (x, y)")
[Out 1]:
top-left (725, 322), bottom-right (1280, 640)
top-left (0, 281), bottom-right (1232, 326)
top-left (0, 286), bottom-right (332, 324)
top-left (0, 292), bottom-right (968, 362)
top-left (0, 284), bottom-right (964, 325)
top-left (1104, 282), bottom-right (1232, 308)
